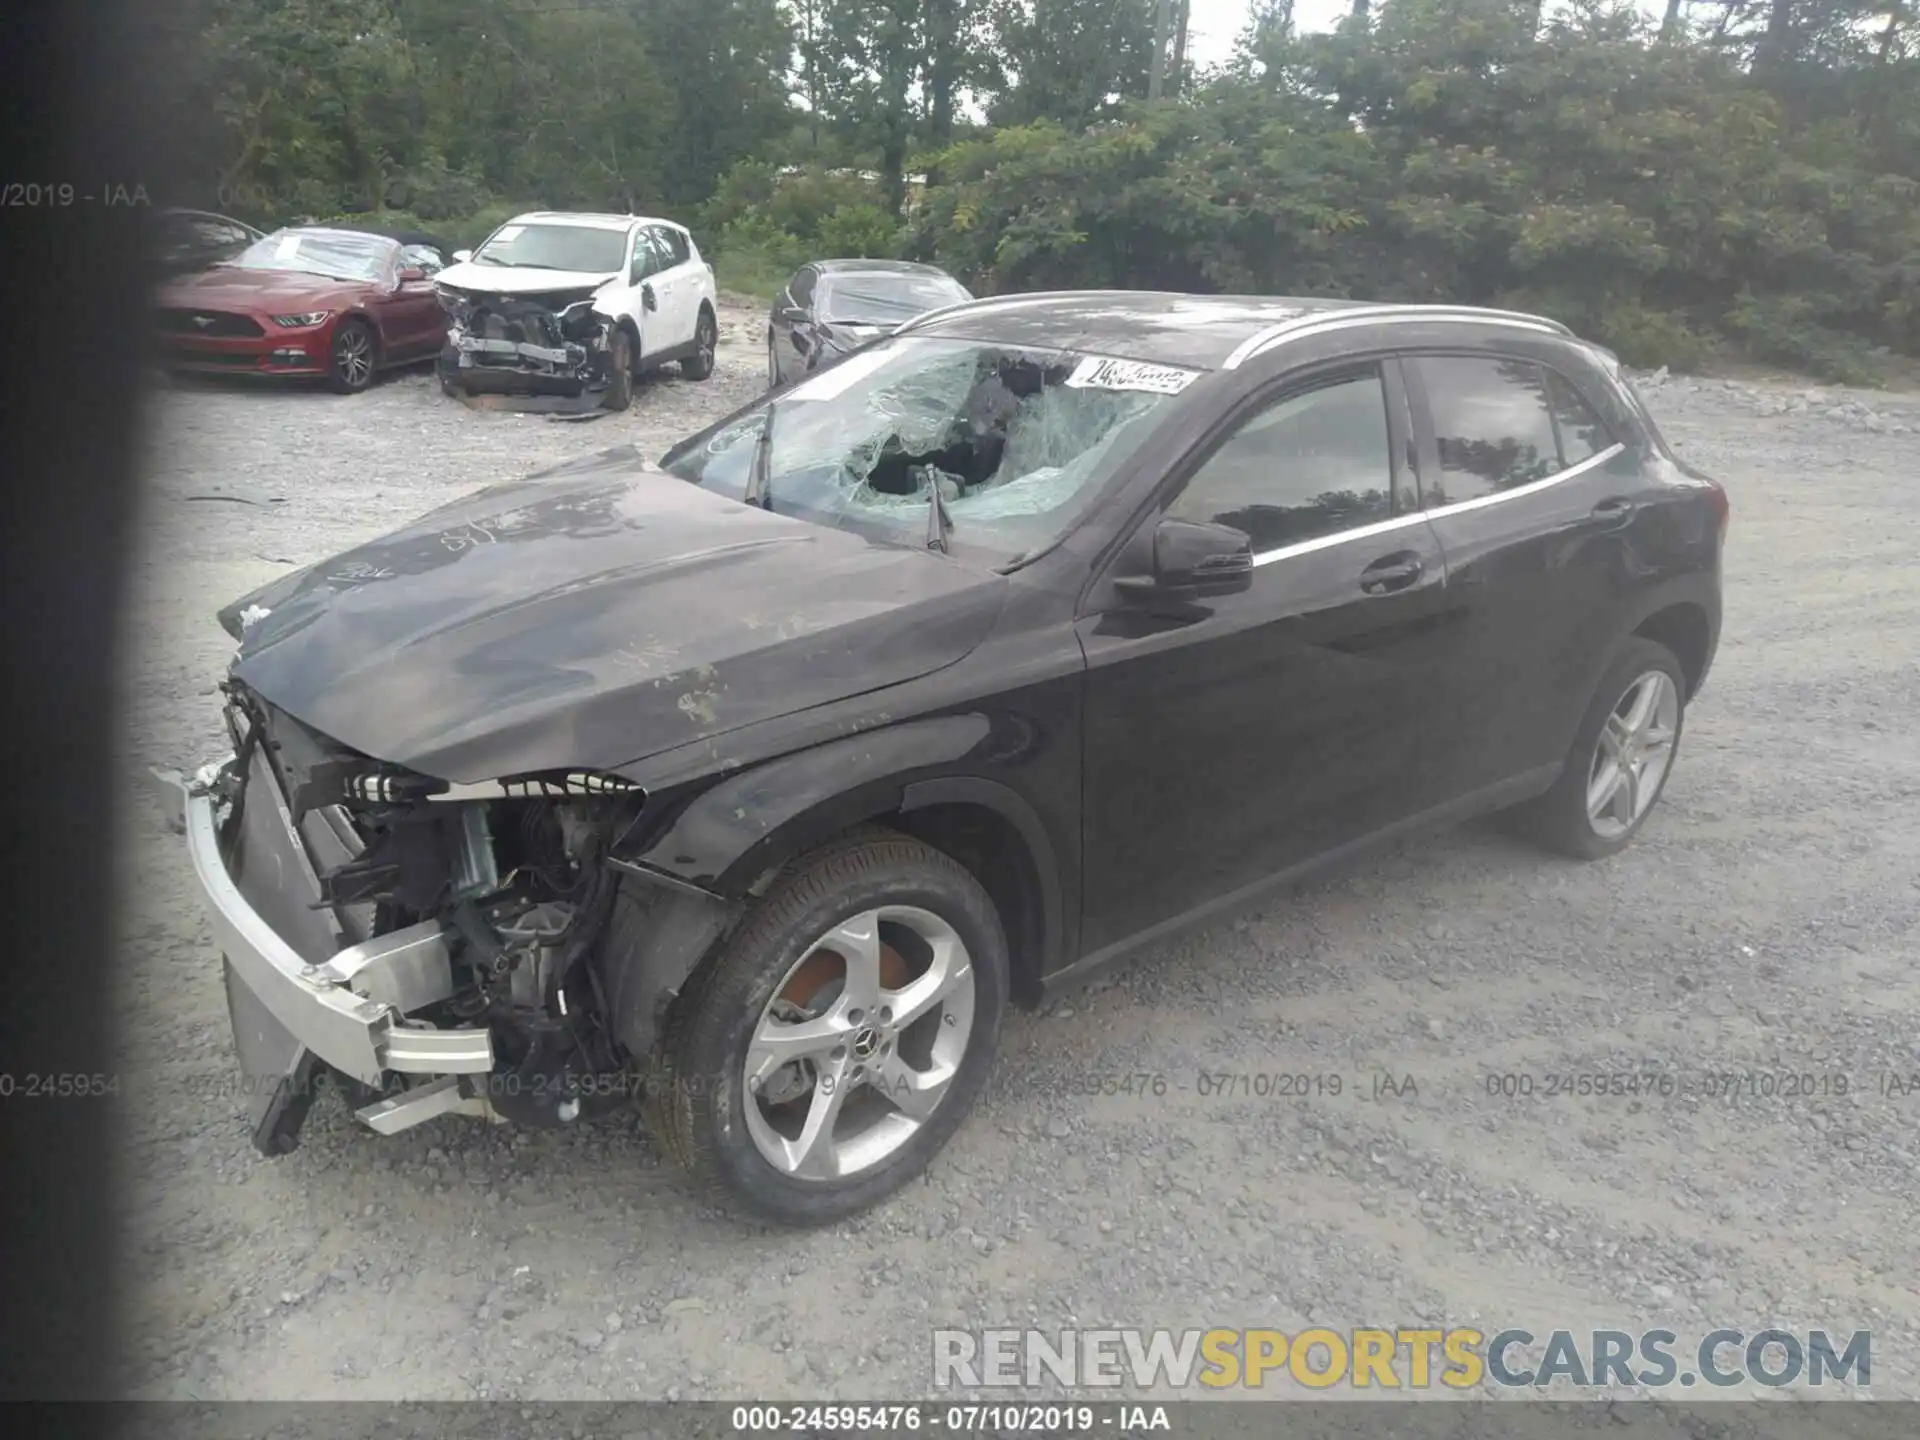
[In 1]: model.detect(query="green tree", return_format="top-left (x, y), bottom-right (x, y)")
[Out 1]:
top-left (984, 0), bottom-right (1164, 127)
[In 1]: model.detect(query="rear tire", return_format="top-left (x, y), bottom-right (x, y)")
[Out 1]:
top-left (1507, 636), bottom-right (1688, 860)
top-left (646, 827), bottom-right (1008, 1226)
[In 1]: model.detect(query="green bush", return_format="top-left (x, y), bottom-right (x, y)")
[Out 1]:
top-left (814, 203), bottom-right (901, 260)
top-left (699, 164), bottom-right (906, 299)
top-left (1582, 302), bottom-right (1716, 375)
top-left (1723, 292), bottom-right (1889, 386)
top-left (385, 156), bottom-right (491, 222)
top-left (710, 214), bottom-right (810, 302)
top-left (306, 202), bottom-right (543, 252)
top-left (444, 201), bottom-right (543, 250)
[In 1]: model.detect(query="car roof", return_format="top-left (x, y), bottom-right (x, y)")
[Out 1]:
top-left (901, 291), bottom-right (1571, 371)
top-left (508, 211), bottom-right (680, 231)
top-left (813, 258), bottom-right (951, 277)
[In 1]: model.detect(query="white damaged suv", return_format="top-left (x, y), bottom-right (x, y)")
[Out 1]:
top-left (434, 211), bottom-right (719, 410)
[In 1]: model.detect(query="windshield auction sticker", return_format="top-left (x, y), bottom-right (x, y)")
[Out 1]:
top-left (1065, 355), bottom-right (1200, 395)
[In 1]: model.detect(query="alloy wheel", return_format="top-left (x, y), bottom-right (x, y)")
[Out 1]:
top-left (742, 906), bottom-right (975, 1181)
top-left (1586, 670), bottom-right (1680, 840)
top-left (334, 326), bottom-right (373, 388)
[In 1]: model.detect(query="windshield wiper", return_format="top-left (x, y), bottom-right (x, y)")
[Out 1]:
top-left (921, 468), bottom-right (954, 554)
top-left (742, 400), bottom-right (777, 511)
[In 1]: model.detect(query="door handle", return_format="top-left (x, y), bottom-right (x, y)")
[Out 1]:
top-left (1590, 497), bottom-right (1636, 526)
top-left (1359, 553), bottom-right (1424, 595)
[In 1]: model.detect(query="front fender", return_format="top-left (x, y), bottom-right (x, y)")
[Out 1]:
top-left (622, 713), bottom-right (994, 894)
top-left (598, 714), bottom-right (1010, 1059)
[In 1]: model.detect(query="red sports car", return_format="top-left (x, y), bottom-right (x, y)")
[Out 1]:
top-left (154, 226), bottom-right (450, 393)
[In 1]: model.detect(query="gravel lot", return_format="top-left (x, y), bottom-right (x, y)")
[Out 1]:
top-left (117, 298), bottom-right (1920, 1405)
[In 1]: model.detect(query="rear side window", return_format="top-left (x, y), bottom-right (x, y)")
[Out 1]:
top-left (1544, 368), bottom-right (1613, 466)
top-left (1411, 356), bottom-right (1562, 505)
top-left (1166, 367), bottom-right (1394, 553)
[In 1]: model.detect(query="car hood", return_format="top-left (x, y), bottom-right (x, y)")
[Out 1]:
top-left (157, 268), bottom-right (375, 311)
top-left (435, 261), bottom-right (621, 296)
top-left (218, 446), bottom-right (1008, 783)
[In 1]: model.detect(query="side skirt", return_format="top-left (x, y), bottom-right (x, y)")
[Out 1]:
top-left (1042, 764), bottom-right (1562, 999)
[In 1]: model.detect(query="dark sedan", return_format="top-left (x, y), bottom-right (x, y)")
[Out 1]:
top-left (154, 226), bottom-right (450, 392)
top-left (767, 258), bottom-right (971, 387)
top-left (161, 292), bottom-right (1724, 1227)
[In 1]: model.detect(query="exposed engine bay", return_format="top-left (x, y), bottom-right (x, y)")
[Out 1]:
top-left (224, 683), bottom-right (651, 1133)
top-left (437, 283), bottom-right (622, 396)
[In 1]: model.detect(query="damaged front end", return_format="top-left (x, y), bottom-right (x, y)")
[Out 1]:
top-left (437, 284), bottom-right (623, 399)
top-left (156, 683), bottom-right (658, 1154)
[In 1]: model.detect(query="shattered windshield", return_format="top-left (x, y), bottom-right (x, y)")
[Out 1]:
top-left (471, 222), bottom-right (629, 274)
top-left (660, 336), bottom-right (1197, 564)
top-left (226, 229), bottom-right (395, 283)
top-left (820, 273), bottom-right (971, 326)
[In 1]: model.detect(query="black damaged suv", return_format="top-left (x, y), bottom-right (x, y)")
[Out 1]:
top-left (159, 292), bottom-right (1725, 1225)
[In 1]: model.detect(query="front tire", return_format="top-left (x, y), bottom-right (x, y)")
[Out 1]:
top-left (326, 318), bottom-right (377, 394)
top-left (682, 306), bottom-right (717, 380)
top-left (1509, 636), bottom-right (1688, 860)
top-left (603, 327), bottom-right (634, 412)
top-left (435, 343), bottom-right (463, 397)
top-left (647, 827), bottom-right (1008, 1226)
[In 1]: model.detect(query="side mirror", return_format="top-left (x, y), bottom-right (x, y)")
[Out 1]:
top-left (642, 283), bottom-right (657, 312)
top-left (452, 248), bottom-right (472, 263)
top-left (397, 266), bottom-right (427, 283)
top-left (1114, 519), bottom-right (1254, 607)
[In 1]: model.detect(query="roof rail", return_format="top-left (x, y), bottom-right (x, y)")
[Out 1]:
top-left (1221, 303), bottom-right (1573, 370)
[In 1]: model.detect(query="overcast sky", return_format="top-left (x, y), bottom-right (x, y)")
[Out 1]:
top-left (1183, 0), bottom-right (1350, 67)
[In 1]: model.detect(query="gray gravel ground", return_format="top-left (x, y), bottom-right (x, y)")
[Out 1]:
top-left (115, 304), bottom-right (1920, 1405)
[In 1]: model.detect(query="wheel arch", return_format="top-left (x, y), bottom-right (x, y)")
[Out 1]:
top-left (890, 778), bottom-right (1058, 1008)
top-left (611, 719), bottom-right (1065, 1026)
top-left (615, 313), bottom-right (643, 366)
top-left (1630, 600), bottom-right (1713, 699)
top-left (336, 309), bottom-right (380, 354)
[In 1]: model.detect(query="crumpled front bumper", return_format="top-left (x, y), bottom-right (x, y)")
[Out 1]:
top-left (449, 327), bottom-right (594, 376)
top-left (153, 754), bottom-right (499, 1151)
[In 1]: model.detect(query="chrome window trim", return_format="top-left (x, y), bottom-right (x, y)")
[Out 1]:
top-left (1418, 440), bottom-right (1626, 519)
top-left (1244, 441), bottom-right (1627, 569)
top-left (1250, 509), bottom-right (1427, 567)
top-left (1222, 306), bottom-right (1571, 371)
